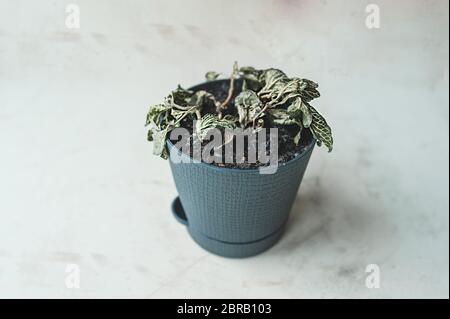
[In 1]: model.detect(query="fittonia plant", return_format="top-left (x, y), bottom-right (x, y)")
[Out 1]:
top-left (146, 62), bottom-right (333, 159)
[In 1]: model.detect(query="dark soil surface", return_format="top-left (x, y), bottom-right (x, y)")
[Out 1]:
top-left (169, 79), bottom-right (314, 169)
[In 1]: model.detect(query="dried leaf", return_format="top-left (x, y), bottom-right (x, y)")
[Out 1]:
top-left (186, 90), bottom-right (217, 107)
top-left (205, 71), bottom-right (220, 81)
top-left (195, 114), bottom-right (236, 141)
top-left (147, 129), bottom-right (153, 142)
top-left (239, 66), bottom-right (263, 91)
top-left (170, 108), bottom-right (188, 121)
top-left (259, 69), bottom-right (320, 104)
top-left (293, 126), bottom-right (303, 145)
top-left (287, 98), bottom-right (312, 128)
top-left (171, 85), bottom-right (193, 105)
top-left (268, 109), bottom-right (299, 126)
top-left (146, 104), bottom-right (169, 127)
top-left (298, 79), bottom-right (320, 102)
top-left (299, 101), bottom-right (313, 128)
top-left (235, 90), bottom-right (263, 126)
top-left (152, 128), bottom-right (170, 157)
top-left (260, 69), bottom-right (288, 94)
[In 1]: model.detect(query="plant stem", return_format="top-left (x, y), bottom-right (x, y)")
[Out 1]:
top-left (218, 61), bottom-right (239, 119)
top-left (253, 104), bottom-right (269, 128)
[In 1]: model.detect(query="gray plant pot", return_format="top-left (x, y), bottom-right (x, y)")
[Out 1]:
top-left (168, 80), bottom-right (315, 258)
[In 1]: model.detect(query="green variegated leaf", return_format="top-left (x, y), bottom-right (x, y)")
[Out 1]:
top-left (308, 104), bottom-right (333, 152)
top-left (235, 90), bottom-right (263, 126)
top-left (195, 113), bottom-right (236, 141)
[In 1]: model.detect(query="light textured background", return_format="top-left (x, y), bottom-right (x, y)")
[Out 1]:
top-left (0, 0), bottom-right (448, 298)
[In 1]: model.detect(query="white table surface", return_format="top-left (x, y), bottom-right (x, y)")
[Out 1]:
top-left (0, 0), bottom-right (448, 298)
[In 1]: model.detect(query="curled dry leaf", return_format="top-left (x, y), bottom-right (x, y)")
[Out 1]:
top-left (235, 90), bottom-right (263, 127)
top-left (205, 71), bottom-right (221, 82)
top-left (195, 114), bottom-right (236, 142)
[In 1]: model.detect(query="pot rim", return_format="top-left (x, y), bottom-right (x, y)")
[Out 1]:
top-left (167, 134), bottom-right (315, 174)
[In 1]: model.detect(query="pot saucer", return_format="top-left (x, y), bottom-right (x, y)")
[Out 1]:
top-left (171, 197), bottom-right (285, 258)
